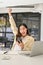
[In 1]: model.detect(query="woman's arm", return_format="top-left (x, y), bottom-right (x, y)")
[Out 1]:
top-left (8, 8), bottom-right (18, 35)
top-left (23, 37), bottom-right (34, 51)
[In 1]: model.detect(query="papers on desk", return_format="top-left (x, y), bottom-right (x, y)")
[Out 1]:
top-left (7, 50), bottom-right (19, 54)
top-left (0, 50), bottom-right (5, 54)
top-left (0, 50), bottom-right (19, 55)
top-left (7, 50), bottom-right (31, 55)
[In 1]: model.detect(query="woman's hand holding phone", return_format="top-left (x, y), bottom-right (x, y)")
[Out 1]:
top-left (16, 40), bottom-right (24, 49)
top-left (19, 42), bottom-right (24, 49)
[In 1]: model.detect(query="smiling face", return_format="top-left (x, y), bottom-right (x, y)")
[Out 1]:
top-left (19, 25), bottom-right (27, 37)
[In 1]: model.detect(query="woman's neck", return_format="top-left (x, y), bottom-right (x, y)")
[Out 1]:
top-left (21, 34), bottom-right (28, 38)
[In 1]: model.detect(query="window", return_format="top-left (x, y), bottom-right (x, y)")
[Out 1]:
top-left (0, 13), bottom-right (41, 48)
top-left (0, 14), bottom-right (14, 48)
top-left (15, 13), bottom-right (41, 41)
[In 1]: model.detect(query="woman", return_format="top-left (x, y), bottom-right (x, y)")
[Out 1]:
top-left (8, 8), bottom-right (34, 51)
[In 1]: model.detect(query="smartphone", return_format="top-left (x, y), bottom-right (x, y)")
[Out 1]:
top-left (16, 37), bottom-right (22, 43)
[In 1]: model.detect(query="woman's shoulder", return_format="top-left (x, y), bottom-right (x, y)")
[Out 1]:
top-left (26, 35), bottom-right (34, 41)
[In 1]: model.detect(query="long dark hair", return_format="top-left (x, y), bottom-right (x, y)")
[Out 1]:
top-left (16, 23), bottom-right (30, 38)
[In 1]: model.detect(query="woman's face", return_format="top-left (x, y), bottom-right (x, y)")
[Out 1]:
top-left (19, 25), bottom-right (27, 37)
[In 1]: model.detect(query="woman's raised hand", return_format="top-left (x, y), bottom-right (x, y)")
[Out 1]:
top-left (8, 8), bottom-right (12, 15)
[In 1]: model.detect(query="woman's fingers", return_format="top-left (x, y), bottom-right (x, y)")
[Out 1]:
top-left (16, 41), bottom-right (24, 49)
top-left (8, 8), bottom-right (12, 14)
top-left (19, 43), bottom-right (24, 49)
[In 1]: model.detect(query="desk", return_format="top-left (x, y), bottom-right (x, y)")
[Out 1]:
top-left (0, 54), bottom-right (43, 65)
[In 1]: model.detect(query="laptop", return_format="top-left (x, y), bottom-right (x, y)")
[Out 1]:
top-left (18, 41), bottom-right (43, 57)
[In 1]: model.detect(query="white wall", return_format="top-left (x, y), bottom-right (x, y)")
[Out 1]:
top-left (40, 10), bottom-right (43, 41)
top-left (0, 4), bottom-right (42, 13)
top-left (35, 4), bottom-right (43, 41)
top-left (0, 0), bottom-right (43, 7)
